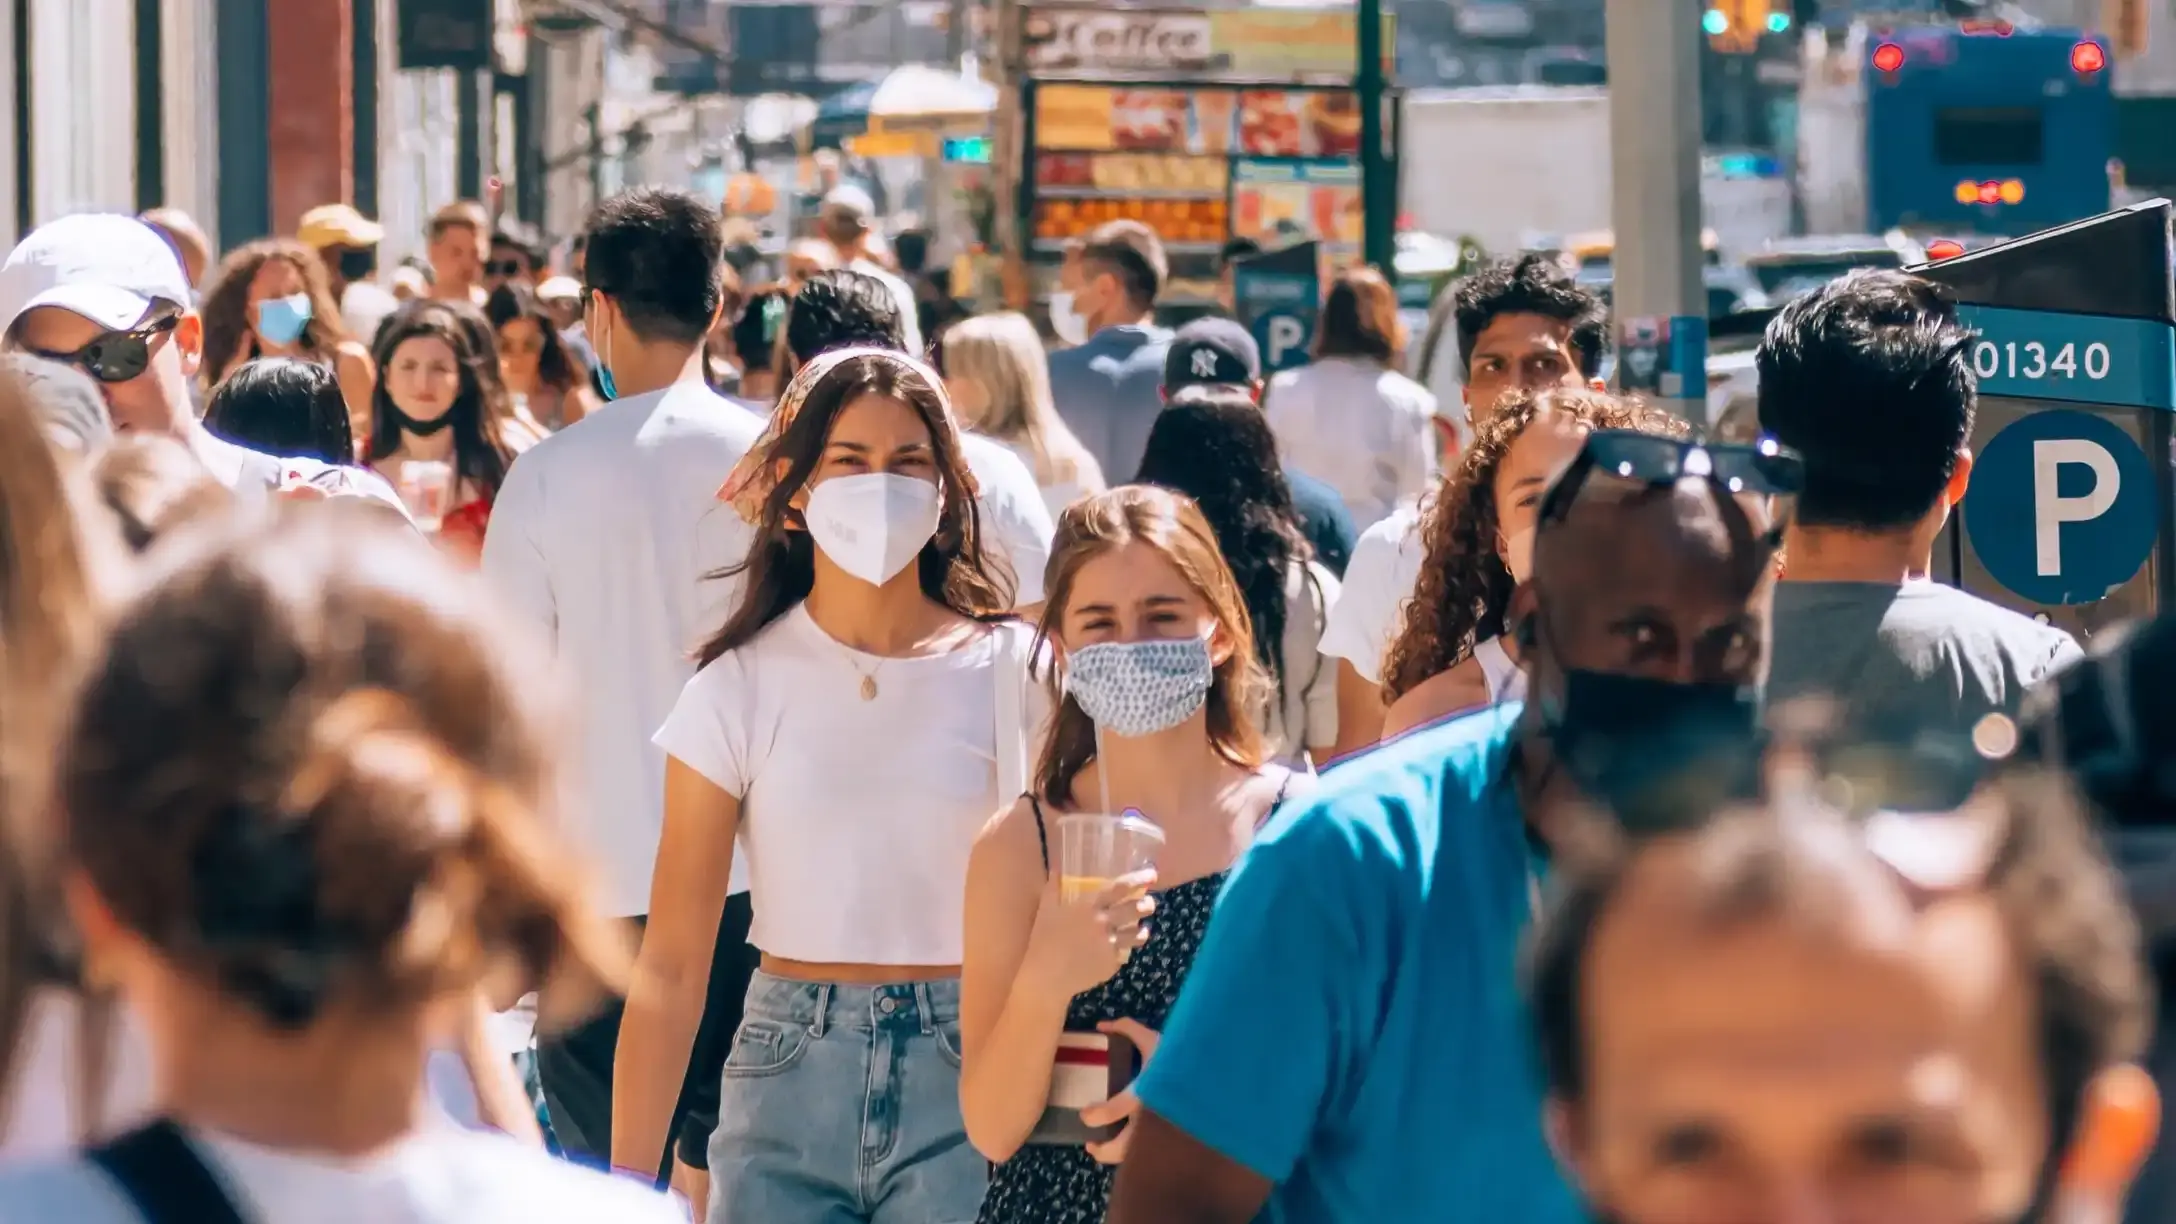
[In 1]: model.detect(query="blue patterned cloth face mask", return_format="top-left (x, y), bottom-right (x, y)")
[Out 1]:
top-left (1065, 637), bottom-right (1215, 738)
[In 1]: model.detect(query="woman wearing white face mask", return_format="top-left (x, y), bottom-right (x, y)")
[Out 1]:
top-left (1377, 389), bottom-right (1685, 739)
top-left (611, 348), bottom-right (1036, 1223)
top-left (959, 485), bottom-right (1306, 1224)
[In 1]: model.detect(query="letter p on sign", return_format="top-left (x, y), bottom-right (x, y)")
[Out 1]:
top-left (2032, 438), bottom-right (2121, 576)
top-left (1266, 315), bottom-right (1307, 368)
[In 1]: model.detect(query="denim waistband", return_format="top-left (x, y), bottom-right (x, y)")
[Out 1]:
top-left (742, 970), bottom-right (961, 1036)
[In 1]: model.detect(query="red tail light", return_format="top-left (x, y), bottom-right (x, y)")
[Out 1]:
top-left (2073, 40), bottom-right (2107, 73)
top-left (1872, 42), bottom-right (1905, 72)
top-left (1926, 240), bottom-right (1966, 260)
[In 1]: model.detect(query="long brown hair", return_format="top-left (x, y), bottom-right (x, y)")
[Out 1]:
top-left (368, 302), bottom-right (517, 496)
top-left (198, 238), bottom-right (351, 386)
top-left (0, 362), bottom-right (121, 1129)
top-left (1380, 389), bottom-right (1683, 703)
top-left (58, 505), bottom-right (625, 1033)
top-left (699, 351), bottom-right (1014, 666)
top-left (1032, 486), bottom-right (1270, 808)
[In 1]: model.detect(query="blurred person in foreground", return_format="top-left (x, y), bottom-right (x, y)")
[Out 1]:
top-left (781, 270), bottom-right (1056, 611)
top-left (2015, 617), bottom-right (2176, 1223)
top-left (815, 185), bottom-right (921, 356)
top-left (1108, 429), bottom-right (1797, 1223)
top-left (5, 352), bottom-right (115, 457)
top-left (0, 215), bottom-right (402, 511)
top-left (1046, 221), bottom-right (1174, 482)
top-left (197, 237), bottom-right (376, 436)
top-left (204, 358), bottom-right (355, 467)
top-left (1530, 769), bottom-right (2159, 1224)
top-left (1317, 253), bottom-right (1608, 757)
top-left (1759, 270), bottom-right (2081, 736)
top-left (479, 187), bottom-right (765, 1171)
top-left (1263, 265), bottom-right (1439, 531)
top-left (1159, 318), bottom-right (1354, 577)
top-left (297, 202), bottom-right (399, 344)
top-left (0, 506), bottom-right (683, 1223)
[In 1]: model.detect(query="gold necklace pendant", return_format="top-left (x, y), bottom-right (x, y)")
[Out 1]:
top-left (860, 673), bottom-right (879, 701)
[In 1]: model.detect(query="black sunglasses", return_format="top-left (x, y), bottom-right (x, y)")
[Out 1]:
top-left (30, 311), bottom-right (181, 384)
top-left (1539, 430), bottom-right (1806, 538)
top-left (486, 259), bottom-right (527, 277)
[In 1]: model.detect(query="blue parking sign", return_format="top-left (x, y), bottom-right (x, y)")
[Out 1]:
top-left (1963, 408), bottom-right (2158, 605)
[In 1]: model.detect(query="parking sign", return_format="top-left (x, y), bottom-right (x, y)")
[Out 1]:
top-left (1232, 240), bottom-right (1321, 375)
top-left (1963, 408), bottom-right (2159, 605)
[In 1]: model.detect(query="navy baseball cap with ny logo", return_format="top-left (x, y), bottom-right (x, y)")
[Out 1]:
top-left (1162, 317), bottom-right (1262, 393)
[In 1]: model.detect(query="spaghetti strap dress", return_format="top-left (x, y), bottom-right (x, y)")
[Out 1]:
top-left (974, 773), bottom-right (1294, 1224)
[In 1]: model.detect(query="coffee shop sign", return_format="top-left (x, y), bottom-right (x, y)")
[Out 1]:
top-left (1024, 9), bottom-right (1219, 75)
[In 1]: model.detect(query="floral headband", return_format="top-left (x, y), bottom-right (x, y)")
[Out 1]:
top-left (715, 345), bottom-right (978, 524)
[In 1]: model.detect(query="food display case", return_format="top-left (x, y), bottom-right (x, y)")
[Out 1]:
top-left (1012, 5), bottom-right (1398, 318)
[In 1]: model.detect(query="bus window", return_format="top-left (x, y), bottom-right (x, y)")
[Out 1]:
top-left (1934, 106), bottom-right (2045, 165)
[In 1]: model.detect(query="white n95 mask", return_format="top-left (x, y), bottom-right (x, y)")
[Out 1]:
top-left (1048, 291), bottom-right (1089, 346)
top-left (803, 472), bottom-right (942, 586)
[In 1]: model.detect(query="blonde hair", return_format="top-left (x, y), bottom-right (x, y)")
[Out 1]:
top-left (942, 312), bottom-right (1104, 495)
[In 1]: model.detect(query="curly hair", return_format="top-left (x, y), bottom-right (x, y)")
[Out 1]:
top-left (197, 238), bottom-right (351, 390)
top-left (1379, 389), bottom-right (1686, 703)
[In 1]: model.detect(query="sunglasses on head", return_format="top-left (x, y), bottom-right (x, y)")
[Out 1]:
top-left (1538, 429), bottom-right (1807, 542)
top-left (30, 309), bottom-right (181, 384)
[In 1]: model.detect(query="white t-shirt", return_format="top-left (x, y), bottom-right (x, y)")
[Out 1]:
top-left (1262, 558), bottom-right (1342, 765)
top-left (849, 258), bottom-right (925, 358)
top-left (994, 436), bottom-right (1100, 522)
top-left (0, 1124), bottom-right (687, 1223)
top-left (479, 382), bottom-right (765, 916)
top-left (196, 428), bottom-right (409, 518)
top-left (1264, 357), bottom-right (1439, 531)
top-left (958, 432), bottom-right (1056, 607)
top-left (1318, 501), bottom-right (1428, 686)
top-left (654, 607), bottom-right (1042, 965)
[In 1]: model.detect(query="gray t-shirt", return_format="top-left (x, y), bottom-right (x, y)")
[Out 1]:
top-left (1768, 580), bottom-right (2084, 736)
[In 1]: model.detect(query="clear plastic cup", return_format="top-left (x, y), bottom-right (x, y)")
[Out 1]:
top-left (395, 459), bottom-right (452, 532)
top-left (1056, 811), bottom-right (1165, 902)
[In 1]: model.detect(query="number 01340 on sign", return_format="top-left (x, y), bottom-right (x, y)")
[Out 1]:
top-left (1955, 305), bottom-right (2176, 412)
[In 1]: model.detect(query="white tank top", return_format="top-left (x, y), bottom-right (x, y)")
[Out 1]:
top-left (1472, 636), bottom-right (1527, 706)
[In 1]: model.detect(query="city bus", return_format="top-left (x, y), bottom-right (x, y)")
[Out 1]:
top-left (1800, 20), bottom-right (2115, 238)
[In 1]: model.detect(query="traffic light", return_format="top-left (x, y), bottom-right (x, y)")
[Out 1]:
top-left (1705, 0), bottom-right (1788, 53)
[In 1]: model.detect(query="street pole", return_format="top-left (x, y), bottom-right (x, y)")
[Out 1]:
top-left (1605, 0), bottom-right (1707, 420)
top-left (1357, 0), bottom-right (1394, 275)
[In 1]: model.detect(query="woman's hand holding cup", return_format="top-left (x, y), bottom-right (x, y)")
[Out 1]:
top-left (1022, 870), bottom-right (1157, 1002)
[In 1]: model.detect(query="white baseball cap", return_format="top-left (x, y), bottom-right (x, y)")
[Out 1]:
top-left (0, 214), bottom-right (194, 336)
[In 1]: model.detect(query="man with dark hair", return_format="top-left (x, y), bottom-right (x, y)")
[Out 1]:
top-left (1047, 219), bottom-right (1173, 482)
top-left (1161, 317), bottom-right (1355, 576)
top-left (489, 220), bottom-right (544, 293)
top-left (479, 188), bottom-right (764, 1167)
top-left (1528, 775), bottom-right (2157, 1224)
top-left (779, 268), bottom-right (1055, 610)
top-left (1111, 438), bottom-right (1783, 1223)
top-left (1758, 269), bottom-right (2080, 736)
top-left (1316, 253), bottom-right (1609, 754)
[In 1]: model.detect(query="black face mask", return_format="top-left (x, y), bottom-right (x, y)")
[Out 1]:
top-left (335, 247), bottom-right (376, 283)
top-left (1539, 666), bottom-right (1765, 835)
top-left (387, 405), bottom-right (455, 438)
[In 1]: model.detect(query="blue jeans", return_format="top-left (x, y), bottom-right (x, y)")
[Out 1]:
top-left (707, 971), bottom-right (987, 1224)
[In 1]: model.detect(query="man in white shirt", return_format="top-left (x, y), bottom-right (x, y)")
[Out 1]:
top-left (815, 185), bottom-right (924, 358)
top-left (0, 213), bottom-right (403, 510)
top-left (1314, 254), bottom-right (1606, 758)
top-left (479, 188), bottom-right (764, 1169)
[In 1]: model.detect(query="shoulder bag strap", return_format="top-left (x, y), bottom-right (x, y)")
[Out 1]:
top-left (993, 621), bottom-right (1030, 803)
top-left (87, 1120), bottom-right (251, 1224)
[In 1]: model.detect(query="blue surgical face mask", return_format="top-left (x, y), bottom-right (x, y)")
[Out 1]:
top-left (591, 291), bottom-right (619, 401)
top-left (254, 293), bottom-right (313, 346)
top-left (1065, 636), bottom-right (1214, 738)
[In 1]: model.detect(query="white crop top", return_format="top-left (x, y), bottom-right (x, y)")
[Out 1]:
top-left (655, 606), bottom-right (1040, 965)
top-left (1472, 636), bottom-right (1528, 706)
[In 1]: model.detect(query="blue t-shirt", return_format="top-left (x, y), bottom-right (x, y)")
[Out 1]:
top-left (1131, 703), bottom-right (1581, 1223)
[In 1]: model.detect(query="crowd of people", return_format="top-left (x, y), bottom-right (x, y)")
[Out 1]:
top-left (0, 175), bottom-right (2157, 1224)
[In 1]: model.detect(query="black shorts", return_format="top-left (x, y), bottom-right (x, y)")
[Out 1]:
top-left (673, 891), bottom-right (760, 1171)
